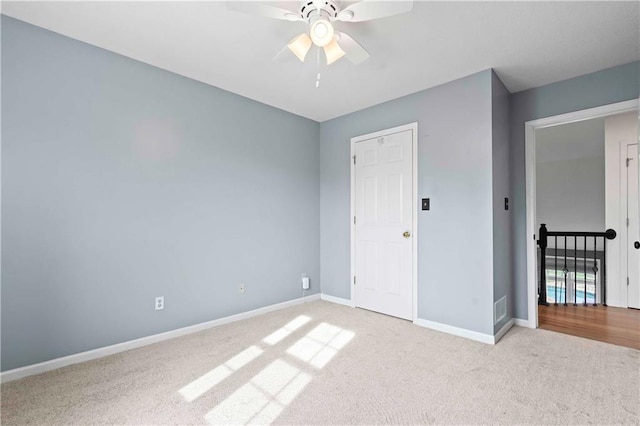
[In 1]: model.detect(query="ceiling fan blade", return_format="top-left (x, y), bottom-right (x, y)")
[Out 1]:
top-left (337, 0), bottom-right (413, 22)
top-left (226, 1), bottom-right (302, 21)
top-left (337, 32), bottom-right (370, 65)
top-left (286, 33), bottom-right (313, 62)
top-left (273, 45), bottom-right (294, 62)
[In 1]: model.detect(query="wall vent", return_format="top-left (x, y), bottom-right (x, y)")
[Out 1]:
top-left (494, 295), bottom-right (507, 325)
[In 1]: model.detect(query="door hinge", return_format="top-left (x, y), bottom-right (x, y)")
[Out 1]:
top-left (627, 217), bottom-right (630, 227)
top-left (353, 155), bottom-right (356, 165)
top-left (353, 276), bottom-right (356, 285)
top-left (627, 277), bottom-right (630, 286)
top-left (627, 157), bottom-right (633, 167)
top-left (353, 216), bottom-right (356, 225)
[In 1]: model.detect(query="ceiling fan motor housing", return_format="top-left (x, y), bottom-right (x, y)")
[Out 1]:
top-left (299, 0), bottom-right (341, 23)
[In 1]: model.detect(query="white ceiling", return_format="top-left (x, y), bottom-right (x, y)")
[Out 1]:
top-left (2, 1), bottom-right (639, 122)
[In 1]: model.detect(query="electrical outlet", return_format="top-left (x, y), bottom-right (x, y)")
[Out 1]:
top-left (238, 283), bottom-right (245, 295)
top-left (155, 296), bottom-right (164, 311)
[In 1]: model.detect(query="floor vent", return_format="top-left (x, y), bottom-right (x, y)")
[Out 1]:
top-left (494, 295), bottom-right (507, 325)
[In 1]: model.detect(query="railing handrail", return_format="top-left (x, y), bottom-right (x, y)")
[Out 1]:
top-left (545, 229), bottom-right (617, 239)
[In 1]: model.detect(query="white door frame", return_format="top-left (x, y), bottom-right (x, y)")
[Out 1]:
top-left (350, 122), bottom-right (418, 322)
top-left (621, 140), bottom-right (639, 308)
top-left (524, 99), bottom-right (639, 329)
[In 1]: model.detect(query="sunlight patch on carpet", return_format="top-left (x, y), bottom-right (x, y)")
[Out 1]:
top-left (204, 359), bottom-right (312, 425)
top-left (286, 322), bottom-right (355, 369)
top-left (179, 345), bottom-right (263, 402)
top-left (262, 315), bottom-right (312, 346)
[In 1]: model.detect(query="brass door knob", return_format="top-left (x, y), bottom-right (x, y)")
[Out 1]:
top-left (403, 231), bottom-right (411, 238)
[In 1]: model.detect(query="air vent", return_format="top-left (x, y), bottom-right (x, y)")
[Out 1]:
top-left (494, 295), bottom-right (507, 325)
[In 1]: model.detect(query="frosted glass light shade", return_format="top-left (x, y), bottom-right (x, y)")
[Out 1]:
top-left (324, 39), bottom-right (345, 65)
top-left (287, 33), bottom-right (312, 62)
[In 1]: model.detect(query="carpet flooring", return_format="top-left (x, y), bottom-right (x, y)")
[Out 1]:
top-left (2, 300), bottom-right (639, 425)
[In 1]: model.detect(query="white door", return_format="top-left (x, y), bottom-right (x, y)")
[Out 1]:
top-left (354, 129), bottom-right (413, 320)
top-left (626, 143), bottom-right (640, 309)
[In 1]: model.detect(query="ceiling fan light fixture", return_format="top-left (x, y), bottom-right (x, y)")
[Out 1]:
top-left (310, 19), bottom-right (334, 47)
top-left (287, 33), bottom-right (312, 62)
top-left (324, 39), bottom-right (346, 65)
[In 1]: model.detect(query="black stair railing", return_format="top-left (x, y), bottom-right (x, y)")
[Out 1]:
top-left (537, 224), bottom-right (617, 306)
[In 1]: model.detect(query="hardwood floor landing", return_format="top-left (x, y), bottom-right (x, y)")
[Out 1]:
top-left (538, 304), bottom-right (640, 350)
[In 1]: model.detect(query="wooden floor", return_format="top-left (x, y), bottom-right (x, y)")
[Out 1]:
top-left (538, 304), bottom-right (640, 349)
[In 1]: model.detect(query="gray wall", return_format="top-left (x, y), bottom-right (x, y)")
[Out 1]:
top-left (536, 158), bottom-right (605, 232)
top-left (536, 118), bottom-right (605, 233)
top-left (320, 70), bottom-right (497, 335)
top-left (510, 61), bottom-right (640, 320)
top-left (1, 16), bottom-right (320, 371)
top-left (491, 71), bottom-right (512, 334)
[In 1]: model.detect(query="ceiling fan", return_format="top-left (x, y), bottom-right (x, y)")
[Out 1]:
top-left (227, 0), bottom-right (413, 66)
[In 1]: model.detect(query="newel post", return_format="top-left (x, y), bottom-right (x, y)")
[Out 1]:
top-left (537, 224), bottom-right (549, 306)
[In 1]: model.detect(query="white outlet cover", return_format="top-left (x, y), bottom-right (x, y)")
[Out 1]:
top-left (155, 296), bottom-right (164, 310)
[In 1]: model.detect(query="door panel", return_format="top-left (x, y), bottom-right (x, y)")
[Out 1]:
top-left (363, 176), bottom-right (378, 223)
top-left (363, 242), bottom-right (378, 291)
top-left (354, 129), bottom-right (413, 320)
top-left (388, 174), bottom-right (403, 224)
top-left (386, 242), bottom-right (403, 296)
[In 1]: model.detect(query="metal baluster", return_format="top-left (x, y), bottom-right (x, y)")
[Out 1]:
top-left (592, 236), bottom-right (598, 306)
top-left (574, 236), bottom-right (578, 306)
top-left (584, 235), bottom-right (587, 305)
top-left (564, 236), bottom-right (568, 306)
top-left (554, 236), bottom-right (558, 305)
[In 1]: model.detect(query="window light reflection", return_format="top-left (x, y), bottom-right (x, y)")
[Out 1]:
top-left (179, 345), bottom-right (263, 402)
top-left (204, 359), bottom-right (312, 425)
top-left (262, 315), bottom-right (312, 346)
top-left (286, 323), bottom-right (355, 369)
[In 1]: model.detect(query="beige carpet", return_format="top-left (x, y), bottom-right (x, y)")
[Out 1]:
top-left (2, 300), bottom-right (639, 425)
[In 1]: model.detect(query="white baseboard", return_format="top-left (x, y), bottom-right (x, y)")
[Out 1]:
top-left (320, 293), bottom-right (355, 307)
top-left (494, 318), bottom-right (515, 343)
top-left (323, 297), bottom-right (514, 344)
top-left (413, 318), bottom-right (506, 345)
top-left (0, 293), bottom-right (321, 383)
top-left (413, 318), bottom-right (496, 345)
top-left (514, 318), bottom-right (533, 328)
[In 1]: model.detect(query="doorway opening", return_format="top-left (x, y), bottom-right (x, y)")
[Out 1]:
top-left (525, 99), bottom-right (640, 347)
